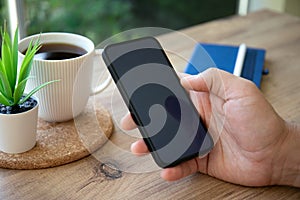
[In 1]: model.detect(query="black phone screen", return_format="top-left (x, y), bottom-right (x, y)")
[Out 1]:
top-left (102, 37), bottom-right (213, 168)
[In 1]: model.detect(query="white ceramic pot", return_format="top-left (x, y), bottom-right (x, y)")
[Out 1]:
top-left (0, 97), bottom-right (38, 154)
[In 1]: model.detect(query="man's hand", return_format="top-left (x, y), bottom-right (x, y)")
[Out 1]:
top-left (121, 68), bottom-right (300, 187)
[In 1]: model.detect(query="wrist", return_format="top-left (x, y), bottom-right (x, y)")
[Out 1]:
top-left (272, 122), bottom-right (300, 187)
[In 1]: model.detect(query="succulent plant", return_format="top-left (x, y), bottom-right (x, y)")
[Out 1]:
top-left (0, 25), bottom-right (56, 107)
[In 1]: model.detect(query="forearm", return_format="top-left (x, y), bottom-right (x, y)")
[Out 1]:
top-left (273, 122), bottom-right (300, 187)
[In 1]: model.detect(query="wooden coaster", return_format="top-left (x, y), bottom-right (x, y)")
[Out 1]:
top-left (0, 103), bottom-right (113, 169)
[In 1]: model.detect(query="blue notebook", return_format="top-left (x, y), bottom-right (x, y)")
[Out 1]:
top-left (184, 43), bottom-right (266, 88)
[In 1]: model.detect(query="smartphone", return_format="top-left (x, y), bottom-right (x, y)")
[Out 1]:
top-left (102, 37), bottom-right (214, 168)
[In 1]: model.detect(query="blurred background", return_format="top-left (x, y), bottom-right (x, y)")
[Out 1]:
top-left (1, 0), bottom-right (299, 44)
top-left (2, 0), bottom-right (238, 44)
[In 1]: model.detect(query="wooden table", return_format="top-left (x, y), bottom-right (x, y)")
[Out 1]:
top-left (1, 10), bottom-right (300, 199)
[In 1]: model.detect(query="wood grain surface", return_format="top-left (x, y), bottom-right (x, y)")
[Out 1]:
top-left (0, 10), bottom-right (300, 199)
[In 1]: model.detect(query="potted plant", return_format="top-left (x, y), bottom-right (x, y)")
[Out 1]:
top-left (0, 26), bottom-right (56, 154)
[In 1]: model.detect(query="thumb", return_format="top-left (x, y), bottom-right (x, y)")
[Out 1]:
top-left (181, 68), bottom-right (239, 100)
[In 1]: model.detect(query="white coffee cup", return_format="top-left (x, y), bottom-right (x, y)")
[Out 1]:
top-left (18, 32), bottom-right (111, 122)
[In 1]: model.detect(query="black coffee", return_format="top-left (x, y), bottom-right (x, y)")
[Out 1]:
top-left (23, 43), bottom-right (87, 60)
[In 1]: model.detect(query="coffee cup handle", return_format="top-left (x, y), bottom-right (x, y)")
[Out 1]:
top-left (91, 49), bottom-right (112, 95)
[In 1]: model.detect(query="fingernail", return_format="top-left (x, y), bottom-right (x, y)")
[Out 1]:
top-left (130, 141), bottom-right (138, 152)
top-left (180, 76), bottom-right (190, 84)
top-left (181, 75), bottom-right (196, 88)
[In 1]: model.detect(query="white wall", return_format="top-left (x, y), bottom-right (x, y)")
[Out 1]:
top-left (248, 0), bottom-right (286, 13)
top-left (239, 0), bottom-right (300, 17)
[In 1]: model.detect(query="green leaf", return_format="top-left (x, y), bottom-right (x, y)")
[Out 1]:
top-left (18, 40), bottom-right (40, 84)
top-left (0, 43), bottom-right (7, 77)
top-left (18, 56), bottom-right (33, 83)
top-left (13, 76), bottom-right (31, 105)
top-left (11, 27), bottom-right (19, 94)
top-left (0, 57), bottom-right (5, 73)
top-left (0, 92), bottom-right (13, 106)
top-left (1, 31), bottom-right (14, 91)
top-left (0, 70), bottom-right (13, 100)
top-left (17, 40), bottom-right (33, 83)
top-left (18, 80), bottom-right (60, 105)
top-left (0, 60), bottom-right (5, 92)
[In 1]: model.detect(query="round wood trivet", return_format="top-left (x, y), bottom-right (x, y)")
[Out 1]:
top-left (0, 104), bottom-right (113, 169)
